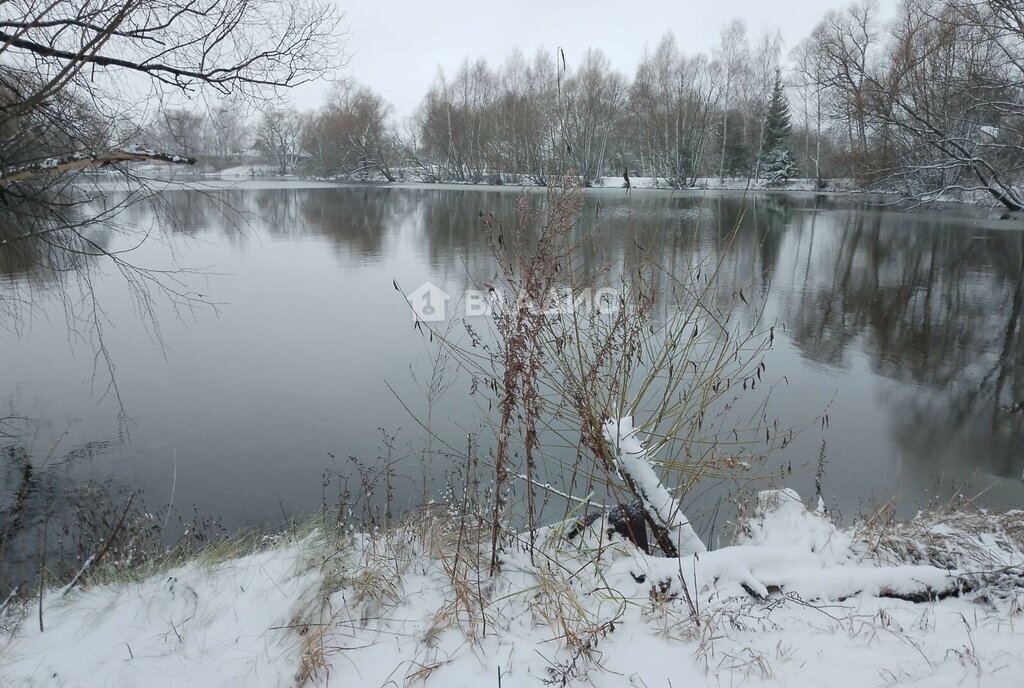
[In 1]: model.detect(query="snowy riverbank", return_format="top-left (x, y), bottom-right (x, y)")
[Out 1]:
top-left (2, 486), bottom-right (1022, 688)
top-left (592, 175), bottom-right (852, 193)
top-left (202, 169), bottom-right (857, 194)
top-left (209, 171), bottom-right (1011, 206)
top-left (163, 169), bottom-right (1017, 207)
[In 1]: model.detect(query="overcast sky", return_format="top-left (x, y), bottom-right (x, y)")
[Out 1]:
top-left (292, 0), bottom-right (898, 118)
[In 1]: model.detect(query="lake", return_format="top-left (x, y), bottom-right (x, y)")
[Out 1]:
top-left (2, 182), bottom-right (1023, 580)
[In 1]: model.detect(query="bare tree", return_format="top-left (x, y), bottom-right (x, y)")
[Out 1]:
top-left (806, 1), bottom-right (882, 177)
top-left (206, 102), bottom-right (249, 161)
top-left (864, 0), bottom-right (1024, 207)
top-left (791, 33), bottom-right (829, 182)
top-left (491, 49), bottom-right (547, 183)
top-left (305, 82), bottom-right (397, 181)
top-left (716, 21), bottom-right (751, 180)
top-left (411, 48), bottom-right (563, 185)
top-left (256, 107), bottom-right (310, 175)
top-left (526, 49), bottom-right (567, 183)
top-left (0, 0), bottom-right (340, 183)
top-left (628, 36), bottom-right (721, 187)
top-left (562, 49), bottom-right (626, 185)
top-left (0, 0), bottom-right (342, 404)
top-left (797, 0), bottom-right (1024, 207)
top-left (415, 59), bottom-right (499, 183)
top-left (155, 108), bottom-right (206, 159)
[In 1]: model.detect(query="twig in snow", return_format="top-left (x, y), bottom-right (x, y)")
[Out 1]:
top-left (37, 514), bottom-right (47, 632)
top-left (512, 473), bottom-right (594, 507)
top-left (161, 447), bottom-right (178, 534)
top-left (0, 585), bottom-right (18, 617)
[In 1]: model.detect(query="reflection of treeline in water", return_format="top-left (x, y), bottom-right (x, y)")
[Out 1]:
top-left (12, 189), bottom-right (1023, 444)
top-left (776, 209), bottom-right (1024, 480)
top-left (4, 185), bottom-right (1021, 527)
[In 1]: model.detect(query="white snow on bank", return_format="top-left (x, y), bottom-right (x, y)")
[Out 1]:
top-left (593, 176), bottom-right (855, 192)
top-left (740, 487), bottom-right (853, 561)
top-left (0, 538), bottom-right (323, 687)
top-left (207, 164), bottom-right (276, 178)
top-left (2, 490), bottom-right (1023, 688)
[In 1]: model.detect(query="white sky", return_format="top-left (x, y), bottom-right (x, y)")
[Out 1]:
top-left (290, 0), bottom-right (899, 118)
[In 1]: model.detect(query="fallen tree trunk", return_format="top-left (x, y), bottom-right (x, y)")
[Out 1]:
top-left (602, 417), bottom-right (707, 558)
top-left (562, 484), bottom-right (978, 604)
top-left (0, 149), bottom-right (197, 186)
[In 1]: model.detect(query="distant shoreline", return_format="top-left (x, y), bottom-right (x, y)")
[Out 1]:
top-left (118, 170), bottom-right (1017, 210)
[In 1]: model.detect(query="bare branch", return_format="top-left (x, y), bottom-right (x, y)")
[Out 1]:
top-left (0, 148), bottom-right (195, 185)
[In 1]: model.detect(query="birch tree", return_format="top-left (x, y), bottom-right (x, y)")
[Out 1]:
top-left (715, 21), bottom-right (751, 179)
top-left (562, 49), bottom-right (626, 185)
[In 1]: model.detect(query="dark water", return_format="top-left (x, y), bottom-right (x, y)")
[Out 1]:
top-left (2, 182), bottom-right (1023, 572)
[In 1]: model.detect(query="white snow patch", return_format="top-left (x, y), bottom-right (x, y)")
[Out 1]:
top-left (1, 494), bottom-right (1022, 688)
top-left (593, 176), bottom-right (855, 192)
top-left (1, 535), bottom-right (324, 687)
top-left (740, 487), bottom-right (853, 563)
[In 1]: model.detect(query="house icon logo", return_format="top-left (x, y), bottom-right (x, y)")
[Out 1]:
top-left (407, 281), bottom-right (450, 322)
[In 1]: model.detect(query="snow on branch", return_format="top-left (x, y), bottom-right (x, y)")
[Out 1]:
top-left (592, 488), bottom-right (970, 603)
top-left (602, 417), bottom-right (707, 557)
top-left (612, 542), bottom-right (964, 602)
top-left (589, 421), bottom-right (975, 602)
top-left (0, 148), bottom-right (196, 186)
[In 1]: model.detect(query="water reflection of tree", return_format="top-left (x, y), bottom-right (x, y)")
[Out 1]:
top-left (781, 208), bottom-right (1024, 480)
top-left (0, 197), bottom-right (122, 284)
top-left (292, 187), bottom-right (390, 257)
top-left (8, 186), bottom-right (1021, 485)
top-left (0, 438), bottom-right (228, 591)
top-left (159, 186), bottom-right (407, 258)
top-left (892, 236), bottom-right (1024, 480)
top-left (1, 441), bottom-right (110, 589)
top-left (0, 198), bottom-right (122, 337)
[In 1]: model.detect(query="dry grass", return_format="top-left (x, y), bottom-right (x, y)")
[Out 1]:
top-left (852, 501), bottom-right (1024, 597)
top-left (412, 171), bottom-right (790, 573)
top-left (294, 507), bottom-right (493, 685)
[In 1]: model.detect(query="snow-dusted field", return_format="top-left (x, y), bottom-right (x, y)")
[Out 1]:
top-left (593, 176), bottom-right (853, 192)
top-left (2, 485), bottom-right (1022, 688)
top-left (206, 164), bottom-right (277, 178)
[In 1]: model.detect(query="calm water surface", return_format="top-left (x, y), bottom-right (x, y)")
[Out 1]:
top-left (2, 182), bottom-right (1023, 571)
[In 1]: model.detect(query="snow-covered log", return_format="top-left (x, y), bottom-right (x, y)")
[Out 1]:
top-left (610, 542), bottom-right (964, 602)
top-left (601, 487), bottom-right (969, 602)
top-left (602, 417), bottom-right (707, 557)
top-left (0, 148), bottom-right (197, 186)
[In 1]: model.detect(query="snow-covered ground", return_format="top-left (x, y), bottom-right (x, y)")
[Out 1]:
top-left (2, 484), bottom-right (1022, 688)
top-left (182, 168), bottom-right (1012, 207)
top-left (593, 175), bottom-right (855, 192)
top-left (206, 164), bottom-right (277, 178)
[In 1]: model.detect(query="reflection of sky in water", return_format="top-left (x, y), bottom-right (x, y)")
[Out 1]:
top-left (2, 185), bottom-right (1022, 544)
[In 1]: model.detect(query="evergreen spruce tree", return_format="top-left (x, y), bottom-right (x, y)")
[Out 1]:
top-left (761, 70), bottom-right (799, 182)
top-left (763, 70), bottom-right (792, 152)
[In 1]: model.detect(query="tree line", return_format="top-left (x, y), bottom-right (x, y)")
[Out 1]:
top-left (193, 0), bottom-right (1021, 209)
top-left (14, 0), bottom-right (1024, 209)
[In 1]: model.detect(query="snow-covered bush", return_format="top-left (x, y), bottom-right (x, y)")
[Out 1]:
top-left (417, 175), bottom-right (783, 567)
top-left (761, 148), bottom-right (799, 183)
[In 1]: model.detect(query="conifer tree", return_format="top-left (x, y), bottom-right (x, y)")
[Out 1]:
top-left (763, 70), bottom-right (792, 153)
top-left (761, 70), bottom-right (798, 181)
